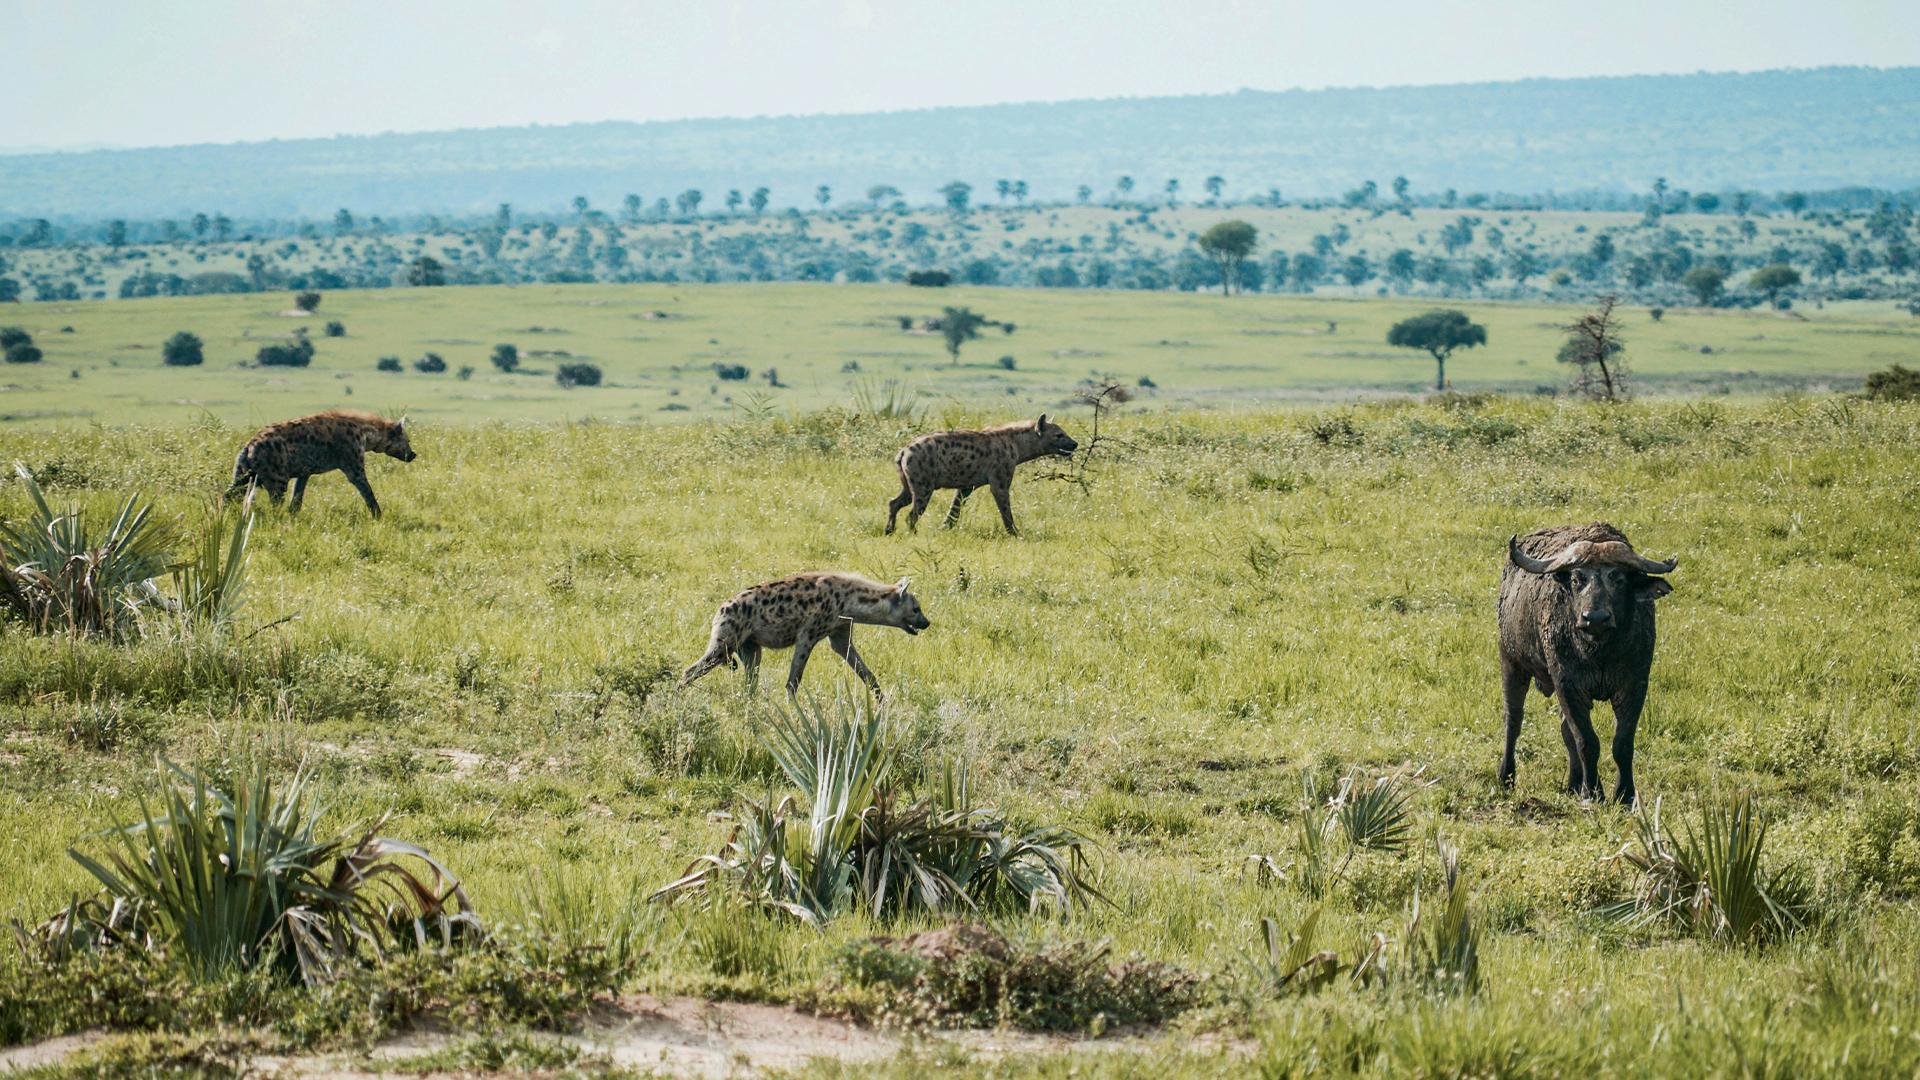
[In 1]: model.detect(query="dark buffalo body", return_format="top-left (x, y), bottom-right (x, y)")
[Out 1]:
top-left (1497, 522), bottom-right (1676, 804)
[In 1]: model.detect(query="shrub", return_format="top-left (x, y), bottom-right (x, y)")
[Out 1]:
top-left (1865, 364), bottom-right (1920, 402)
top-left (651, 699), bottom-right (1103, 925)
top-left (0, 464), bottom-right (174, 641)
top-left (1599, 794), bottom-right (1811, 946)
top-left (47, 758), bottom-right (478, 984)
top-left (457, 365), bottom-right (474, 381)
top-left (293, 291), bottom-right (321, 313)
top-left (376, 356), bottom-right (402, 373)
top-left (713, 363), bottom-right (749, 381)
top-left (824, 925), bottom-right (1199, 1031)
top-left (322, 321), bottom-right (345, 338)
top-left (162, 331), bottom-right (204, 366)
top-left (413, 352), bottom-right (447, 374)
top-left (490, 343), bottom-right (519, 372)
top-left (0, 326), bottom-right (30, 351)
top-left (6, 342), bottom-right (44, 364)
top-left (555, 362), bottom-right (601, 387)
top-left (255, 335), bottom-right (314, 367)
top-left (997, 355), bottom-right (1016, 370)
top-left (906, 270), bottom-right (951, 287)
top-left (1650, 308), bottom-right (1665, 321)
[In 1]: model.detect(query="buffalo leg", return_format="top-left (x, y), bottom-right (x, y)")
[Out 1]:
top-left (1498, 659), bottom-right (1530, 788)
top-left (1610, 682), bottom-right (1648, 806)
top-left (1556, 691), bottom-right (1602, 799)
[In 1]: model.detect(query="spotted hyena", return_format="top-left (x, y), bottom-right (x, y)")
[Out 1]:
top-left (227, 410), bottom-right (416, 518)
top-left (885, 414), bottom-right (1077, 536)
top-left (678, 572), bottom-right (931, 696)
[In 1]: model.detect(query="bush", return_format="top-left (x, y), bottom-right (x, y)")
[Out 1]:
top-left (457, 365), bottom-right (474, 380)
top-left (998, 355), bottom-right (1017, 370)
top-left (555, 362), bottom-right (601, 388)
top-left (0, 326), bottom-right (30, 350)
top-left (162, 331), bottom-right (204, 366)
top-left (713, 363), bottom-right (749, 381)
top-left (376, 356), bottom-right (402, 373)
top-left (823, 925), bottom-right (1199, 1031)
top-left (1865, 364), bottom-right (1920, 402)
top-left (5, 343), bottom-right (43, 364)
top-left (490, 343), bottom-right (519, 372)
top-left (1599, 794), bottom-right (1811, 946)
top-left (906, 270), bottom-right (951, 287)
top-left (413, 352), bottom-right (447, 374)
top-left (255, 335), bottom-right (314, 367)
top-left (0, 465), bottom-right (173, 641)
top-left (322, 321), bottom-right (345, 338)
top-left (293, 291), bottom-right (321, 313)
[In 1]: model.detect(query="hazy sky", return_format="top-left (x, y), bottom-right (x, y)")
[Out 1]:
top-left (7, 0), bottom-right (1917, 151)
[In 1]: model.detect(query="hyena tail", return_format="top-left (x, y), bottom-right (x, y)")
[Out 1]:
top-left (678, 616), bottom-right (741, 688)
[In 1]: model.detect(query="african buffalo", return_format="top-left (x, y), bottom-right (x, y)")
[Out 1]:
top-left (1498, 523), bottom-right (1677, 804)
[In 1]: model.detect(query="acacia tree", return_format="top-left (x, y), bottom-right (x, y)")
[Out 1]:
top-left (1558, 294), bottom-right (1630, 401)
top-left (1682, 264), bottom-right (1727, 305)
top-left (940, 306), bottom-right (988, 364)
top-left (1197, 220), bottom-right (1258, 296)
top-left (939, 181), bottom-right (972, 215)
top-left (750, 187), bottom-right (770, 215)
top-left (1386, 309), bottom-right (1487, 391)
top-left (1749, 264), bottom-right (1801, 306)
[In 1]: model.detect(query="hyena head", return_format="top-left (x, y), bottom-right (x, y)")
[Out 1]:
top-left (887, 578), bottom-right (931, 635)
top-left (1033, 414), bottom-right (1077, 458)
top-left (369, 417), bottom-right (418, 462)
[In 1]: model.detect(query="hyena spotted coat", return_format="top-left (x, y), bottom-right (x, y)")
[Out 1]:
top-left (885, 415), bottom-right (1077, 536)
top-left (227, 410), bottom-right (416, 518)
top-left (678, 572), bottom-right (931, 696)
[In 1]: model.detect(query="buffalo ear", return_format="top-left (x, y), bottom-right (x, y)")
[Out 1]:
top-left (1637, 576), bottom-right (1673, 601)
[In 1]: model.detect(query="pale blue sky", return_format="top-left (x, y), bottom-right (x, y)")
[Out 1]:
top-left (6, 0), bottom-right (1917, 151)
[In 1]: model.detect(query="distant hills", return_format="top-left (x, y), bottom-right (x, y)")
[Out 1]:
top-left (3, 66), bottom-right (1917, 220)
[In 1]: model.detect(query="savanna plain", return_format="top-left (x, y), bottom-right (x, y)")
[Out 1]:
top-left (2, 285), bottom-right (1920, 1077)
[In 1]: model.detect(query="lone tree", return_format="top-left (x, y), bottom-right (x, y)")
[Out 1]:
top-left (1557, 294), bottom-right (1630, 401)
top-left (1197, 220), bottom-right (1258, 296)
top-left (1682, 264), bottom-right (1727, 306)
top-left (406, 256), bottom-right (446, 287)
top-left (490, 343), bottom-right (519, 373)
top-left (1748, 264), bottom-right (1801, 306)
top-left (1386, 309), bottom-right (1487, 391)
top-left (939, 181), bottom-right (973, 215)
top-left (294, 290), bottom-right (321, 313)
top-left (940, 306), bottom-right (988, 365)
top-left (162, 331), bottom-right (204, 367)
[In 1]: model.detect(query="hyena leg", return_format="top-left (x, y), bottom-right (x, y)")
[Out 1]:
top-left (943, 487), bottom-right (974, 528)
top-left (906, 487), bottom-right (933, 533)
top-left (738, 641), bottom-right (762, 695)
top-left (829, 626), bottom-right (881, 694)
top-left (342, 462), bottom-right (381, 519)
top-left (786, 630), bottom-right (823, 697)
top-left (989, 480), bottom-right (1018, 536)
top-left (288, 475), bottom-right (309, 514)
top-left (885, 483), bottom-right (913, 535)
top-left (260, 478), bottom-right (288, 507)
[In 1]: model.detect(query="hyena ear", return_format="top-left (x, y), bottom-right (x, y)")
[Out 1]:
top-left (1035, 413), bottom-right (1049, 430)
top-left (894, 577), bottom-right (911, 595)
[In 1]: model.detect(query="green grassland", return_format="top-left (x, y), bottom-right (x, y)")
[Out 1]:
top-left (4, 393), bottom-right (1920, 1074)
top-left (0, 282), bottom-right (1912, 429)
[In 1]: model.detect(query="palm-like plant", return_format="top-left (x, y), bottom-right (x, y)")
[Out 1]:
top-left (654, 698), bottom-right (1102, 924)
top-left (171, 494), bottom-right (255, 633)
top-left (61, 759), bottom-right (478, 983)
top-left (0, 464), bottom-right (176, 640)
top-left (1404, 834), bottom-right (1480, 993)
top-left (1600, 794), bottom-right (1811, 945)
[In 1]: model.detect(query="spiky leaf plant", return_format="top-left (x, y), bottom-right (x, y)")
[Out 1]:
top-left (1404, 834), bottom-right (1480, 993)
top-left (653, 697), bottom-right (1102, 923)
top-left (1333, 772), bottom-right (1416, 853)
top-left (1600, 794), bottom-right (1811, 946)
top-left (171, 493), bottom-right (254, 633)
top-left (1252, 906), bottom-right (1341, 996)
top-left (61, 759), bottom-right (479, 983)
top-left (0, 463), bottom-right (176, 640)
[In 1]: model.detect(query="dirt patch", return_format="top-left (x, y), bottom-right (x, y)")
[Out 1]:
top-left (0, 1029), bottom-right (107, 1072)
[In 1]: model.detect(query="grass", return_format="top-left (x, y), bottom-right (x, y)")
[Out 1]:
top-left (2, 393), bottom-right (1920, 1073)
top-left (0, 281), bottom-right (1912, 429)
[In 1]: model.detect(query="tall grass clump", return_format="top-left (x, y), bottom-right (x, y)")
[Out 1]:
top-left (1600, 794), bottom-right (1812, 945)
top-left (0, 463), bottom-right (175, 640)
top-left (171, 494), bottom-right (255, 634)
top-left (49, 759), bottom-right (478, 984)
top-left (652, 697), bottom-right (1102, 924)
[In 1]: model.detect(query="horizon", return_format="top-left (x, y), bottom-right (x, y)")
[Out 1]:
top-left (0, 62), bottom-right (1910, 158)
top-left (8, 0), bottom-right (1917, 154)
